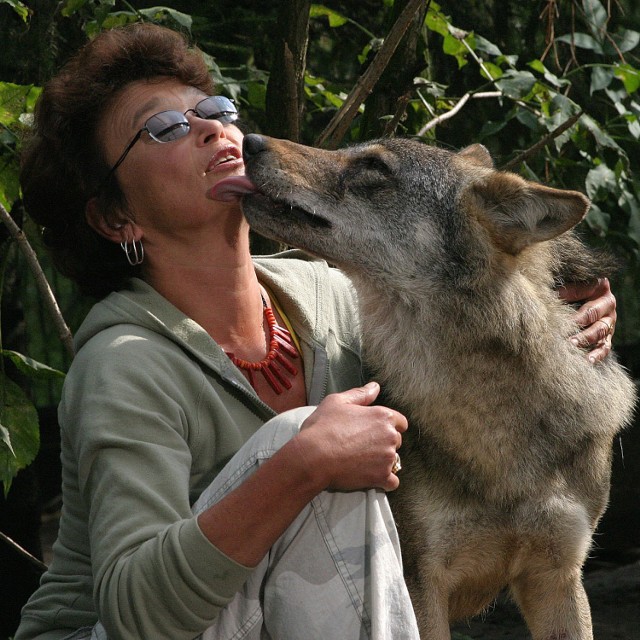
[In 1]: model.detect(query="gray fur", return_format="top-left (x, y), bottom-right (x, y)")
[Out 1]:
top-left (241, 134), bottom-right (637, 640)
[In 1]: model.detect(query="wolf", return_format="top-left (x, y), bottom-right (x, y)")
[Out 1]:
top-left (216, 133), bottom-right (637, 640)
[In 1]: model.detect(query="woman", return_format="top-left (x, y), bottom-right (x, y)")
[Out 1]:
top-left (16, 23), bottom-right (616, 640)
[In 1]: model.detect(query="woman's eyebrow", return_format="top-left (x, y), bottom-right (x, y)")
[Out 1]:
top-left (132, 97), bottom-right (162, 127)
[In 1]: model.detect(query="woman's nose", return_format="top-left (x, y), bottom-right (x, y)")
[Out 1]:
top-left (192, 116), bottom-right (226, 144)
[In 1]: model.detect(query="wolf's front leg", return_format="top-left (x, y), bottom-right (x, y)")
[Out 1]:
top-left (406, 574), bottom-right (451, 640)
top-left (511, 570), bottom-right (593, 640)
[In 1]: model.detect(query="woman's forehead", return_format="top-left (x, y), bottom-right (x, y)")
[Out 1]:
top-left (110, 80), bottom-right (205, 130)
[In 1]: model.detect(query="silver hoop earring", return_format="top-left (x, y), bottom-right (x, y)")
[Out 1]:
top-left (120, 239), bottom-right (145, 266)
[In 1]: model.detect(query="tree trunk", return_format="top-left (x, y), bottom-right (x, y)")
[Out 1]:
top-left (264, 0), bottom-right (312, 142)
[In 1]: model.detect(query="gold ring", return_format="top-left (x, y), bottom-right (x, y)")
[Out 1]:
top-left (391, 452), bottom-right (402, 474)
top-left (598, 319), bottom-right (613, 335)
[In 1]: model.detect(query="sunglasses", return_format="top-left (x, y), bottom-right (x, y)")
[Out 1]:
top-left (98, 95), bottom-right (238, 191)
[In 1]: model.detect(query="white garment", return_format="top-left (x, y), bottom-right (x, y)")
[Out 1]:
top-left (86, 407), bottom-right (419, 640)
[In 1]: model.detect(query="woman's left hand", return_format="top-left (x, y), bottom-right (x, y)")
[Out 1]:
top-left (557, 277), bottom-right (617, 363)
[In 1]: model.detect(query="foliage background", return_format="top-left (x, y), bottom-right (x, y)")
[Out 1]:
top-left (0, 0), bottom-right (638, 517)
top-left (0, 0), bottom-right (638, 636)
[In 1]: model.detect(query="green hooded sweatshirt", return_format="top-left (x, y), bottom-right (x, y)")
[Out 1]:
top-left (16, 252), bottom-right (364, 640)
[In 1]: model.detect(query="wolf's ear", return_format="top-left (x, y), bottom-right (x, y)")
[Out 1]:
top-left (468, 171), bottom-right (590, 254)
top-left (458, 144), bottom-right (494, 168)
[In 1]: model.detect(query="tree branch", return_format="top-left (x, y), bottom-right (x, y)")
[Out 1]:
top-left (315, 0), bottom-right (427, 149)
top-left (0, 529), bottom-right (47, 573)
top-left (0, 203), bottom-right (74, 359)
top-left (416, 91), bottom-right (501, 136)
top-left (500, 110), bottom-right (582, 171)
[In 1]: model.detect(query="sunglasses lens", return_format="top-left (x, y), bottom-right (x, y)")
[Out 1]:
top-left (146, 111), bottom-right (190, 142)
top-left (195, 96), bottom-right (238, 124)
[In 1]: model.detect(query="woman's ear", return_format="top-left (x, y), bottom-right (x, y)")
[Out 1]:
top-left (85, 197), bottom-right (131, 242)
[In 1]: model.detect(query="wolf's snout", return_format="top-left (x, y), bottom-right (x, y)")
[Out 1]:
top-left (243, 134), bottom-right (269, 160)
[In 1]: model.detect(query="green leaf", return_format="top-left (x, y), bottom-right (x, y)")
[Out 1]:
top-left (442, 28), bottom-right (474, 69)
top-left (580, 114), bottom-right (622, 151)
top-left (474, 34), bottom-right (502, 57)
top-left (613, 64), bottom-right (640, 96)
top-left (61, 0), bottom-right (90, 17)
top-left (582, 0), bottom-right (608, 33)
top-left (310, 5), bottom-right (348, 28)
top-left (625, 191), bottom-right (640, 247)
top-left (1, 350), bottom-right (66, 380)
top-left (585, 163), bottom-right (617, 200)
top-left (0, 171), bottom-right (19, 215)
top-left (478, 119), bottom-right (509, 139)
top-left (2, 0), bottom-right (30, 21)
top-left (590, 66), bottom-right (614, 94)
top-left (139, 7), bottom-right (193, 30)
top-left (624, 113), bottom-right (640, 140)
top-left (0, 82), bottom-right (41, 127)
top-left (584, 202), bottom-right (611, 236)
top-left (515, 109), bottom-right (540, 131)
top-left (0, 375), bottom-right (40, 496)
top-left (495, 70), bottom-right (537, 100)
top-left (480, 62), bottom-right (503, 81)
top-left (528, 59), bottom-right (569, 89)
top-left (556, 33), bottom-right (603, 54)
top-left (425, 4), bottom-right (449, 38)
top-left (609, 29), bottom-right (640, 55)
top-left (0, 424), bottom-right (15, 457)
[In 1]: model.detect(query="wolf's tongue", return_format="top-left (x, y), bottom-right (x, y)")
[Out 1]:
top-left (208, 176), bottom-right (258, 202)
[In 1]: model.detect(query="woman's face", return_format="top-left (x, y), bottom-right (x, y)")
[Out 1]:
top-left (98, 79), bottom-right (246, 238)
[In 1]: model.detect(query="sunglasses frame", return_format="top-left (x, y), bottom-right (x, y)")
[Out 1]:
top-left (96, 95), bottom-right (238, 193)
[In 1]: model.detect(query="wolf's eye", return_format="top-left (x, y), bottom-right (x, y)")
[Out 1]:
top-left (343, 155), bottom-right (394, 194)
top-left (357, 156), bottom-right (392, 176)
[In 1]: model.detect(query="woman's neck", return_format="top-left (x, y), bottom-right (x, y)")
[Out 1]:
top-left (141, 229), bottom-right (267, 357)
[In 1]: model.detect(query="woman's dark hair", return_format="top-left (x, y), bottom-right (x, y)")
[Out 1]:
top-left (20, 23), bottom-right (215, 298)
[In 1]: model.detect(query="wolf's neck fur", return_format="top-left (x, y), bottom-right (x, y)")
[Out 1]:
top-left (349, 263), bottom-right (627, 501)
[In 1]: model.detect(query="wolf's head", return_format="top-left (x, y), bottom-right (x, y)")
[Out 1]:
top-left (214, 134), bottom-right (589, 296)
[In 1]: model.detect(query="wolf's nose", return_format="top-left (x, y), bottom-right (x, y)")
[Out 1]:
top-left (243, 134), bottom-right (268, 160)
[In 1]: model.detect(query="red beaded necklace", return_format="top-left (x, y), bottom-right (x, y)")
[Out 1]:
top-left (225, 295), bottom-right (300, 394)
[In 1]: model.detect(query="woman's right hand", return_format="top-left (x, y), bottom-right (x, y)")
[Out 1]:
top-left (294, 381), bottom-right (407, 493)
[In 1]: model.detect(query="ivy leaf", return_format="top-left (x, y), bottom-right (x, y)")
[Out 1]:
top-left (443, 30), bottom-right (471, 69)
top-left (582, 0), bottom-right (608, 34)
top-left (1, 350), bottom-right (66, 380)
top-left (495, 70), bottom-right (536, 100)
top-left (528, 59), bottom-right (569, 89)
top-left (556, 33), bottom-right (603, 54)
top-left (515, 109), bottom-right (539, 131)
top-left (590, 66), bottom-right (614, 94)
top-left (61, 0), bottom-right (89, 17)
top-left (0, 375), bottom-right (40, 496)
top-left (624, 113), bottom-right (640, 140)
top-left (480, 61), bottom-right (503, 81)
top-left (139, 7), bottom-right (193, 30)
top-left (2, 0), bottom-right (30, 21)
top-left (580, 114), bottom-right (622, 151)
top-left (608, 29), bottom-right (640, 55)
top-left (425, 3), bottom-right (449, 38)
top-left (584, 202), bottom-right (611, 236)
top-left (0, 424), bottom-right (15, 457)
top-left (585, 163), bottom-right (617, 200)
top-left (614, 64), bottom-right (640, 96)
top-left (619, 188), bottom-right (640, 247)
top-left (474, 35), bottom-right (502, 57)
top-left (310, 5), bottom-right (348, 28)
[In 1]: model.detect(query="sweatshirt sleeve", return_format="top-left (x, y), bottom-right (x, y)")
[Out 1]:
top-left (63, 327), bottom-right (254, 639)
